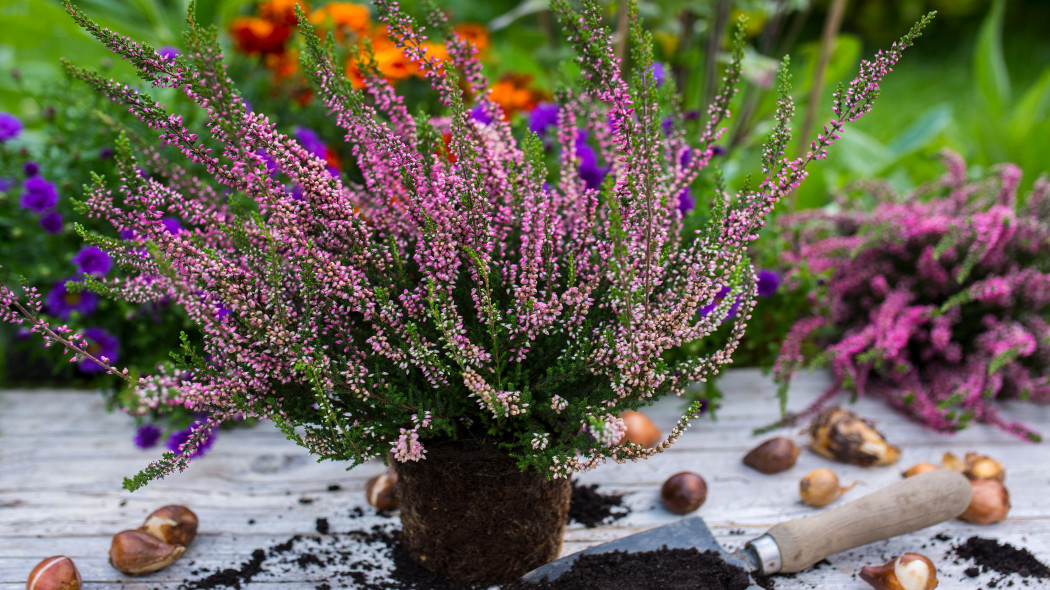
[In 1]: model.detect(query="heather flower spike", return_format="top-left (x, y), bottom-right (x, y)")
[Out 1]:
top-left (0, 1), bottom-right (931, 490)
top-left (770, 151), bottom-right (1048, 442)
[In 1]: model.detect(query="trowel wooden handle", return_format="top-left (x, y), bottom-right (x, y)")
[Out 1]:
top-left (767, 469), bottom-right (972, 573)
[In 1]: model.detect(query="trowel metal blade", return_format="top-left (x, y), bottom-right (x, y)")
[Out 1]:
top-left (518, 516), bottom-right (763, 589)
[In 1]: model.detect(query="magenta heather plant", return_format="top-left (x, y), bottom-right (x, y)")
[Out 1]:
top-left (773, 151), bottom-right (1049, 441)
top-left (0, 0), bottom-right (932, 490)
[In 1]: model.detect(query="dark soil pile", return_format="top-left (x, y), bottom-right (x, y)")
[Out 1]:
top-left (504, 547), bottom-right (753, 590)
top-left (180, 522), bottom-right (488, 590)
top-left (952, 536), bottom-right (1050, 585)
top-left (568, 482), bottom-right (630, 528)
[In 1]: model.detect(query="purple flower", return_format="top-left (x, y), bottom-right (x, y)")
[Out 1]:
top-left (757, 269), bottom-right (780, 298)
top-left (295, 127), bottom-right (327, 159)
top-left (678, 187), bottom-right (695, 214)
top-left (77, 327), bottom-right (119, 373)
top-left (469, 103), bottom-right (493, 125)
top-left (166, 424), bottom-right (216, 458)
top-left (649, 62), bottom-right (667, 87)
top-left (45, 279), bottom-right (99, 319)
top-left (72, 245), bottom-right (113, 277)
top-left (120, 228), bottom-right (136, 240)
top-left (528, 103), bottom-right (559, 135)
top-left (162, 217), bottom-right (183, 235)
top-left (661, 116), bottom-right (674, 137)
top-left (40, 211), bottom-right (63, 234)
top-left (575, 133), bottom-right (609, 189)
top-left (0, 112), bottom-right (22, 142)
top-left (0, 177), bottom-right (12, 191)
top-left (20, 177), bottom-right (59, 213)
top-left (23, 161), bottom-right (40, 177)
top-left (699, 285), bottom-right (740, 320)
top-left (158, 46), bottom-right (181, 61)
top-left (256, 148), bottom-right (279, 178)
top-left (100, 147), bottom-right (114, 159)
top-left (134, 424), bottom-right (162, 449)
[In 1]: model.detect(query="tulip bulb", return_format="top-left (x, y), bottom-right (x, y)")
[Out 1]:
top-left (959, 479), bottom-right (1010, 524)
top-left (808, 407), bottom-right (900, 466)
top-left (963, 452), bottom-right (1005, 482)
top-left (860, 553), bottom-right (938, 590)
top-left (618, 410), bottom-right (662, 448)
top-left (902, 462), bottom-right (938, 478)
top-left (799, 468), bottom-right (855, 507)
top-left (743, 437), bottom-right (800, 474)
top-left (940, 452), bottom-right (965, 472)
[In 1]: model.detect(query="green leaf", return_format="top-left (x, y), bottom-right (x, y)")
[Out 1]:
top-left (885, 103), bottom-right (952, 159)
top-left (1008, 67), bottom-right (1050, 143)
top-left (974, 0), bottom-right (1011, 117)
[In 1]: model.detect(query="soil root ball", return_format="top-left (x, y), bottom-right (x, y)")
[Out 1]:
top-left (394, 439), bottom-right (571, 585)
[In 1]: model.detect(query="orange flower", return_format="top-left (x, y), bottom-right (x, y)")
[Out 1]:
top-left (258, 0), bottom-right (309, 27)
top-left (488, 74), bottom-right (543, 118)
top-left (230, 16), bottom-right (293, 55)
top-left (310, 2), bottom-right (370, 38)
top-left (453, 23), bottom-right (489, 53)
top-left (325, 148), bottom-right (342, 171)
top-left (344, 58), bottom-right (367, 89)
top-left (373, 45), bottom-right (417, 80)
top-left (367, 25), bottom-right (398, 52)
top-left (264, 48), bottom-right (300, 81)
top-left (422, 42), bottom-right (448, 65)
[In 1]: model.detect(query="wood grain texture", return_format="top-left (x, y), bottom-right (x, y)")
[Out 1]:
top-left (767, 469), bottom-right (973, 572)
top-left (1, 369), bottom-right (1048, 589)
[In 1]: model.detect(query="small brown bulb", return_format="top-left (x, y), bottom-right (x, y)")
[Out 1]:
top-left (940, 452), bottom-right (965, 472)
top-left (109, 529), bottom-right (186, 575)
top-left (963, 453), bottom-right (1005, 482)
top-left (959, 479), bottom-right (1010, 524)
top-left (860, 553), bottom-right (938, 590)
top-left (141, 505), bottom-right (198, 546)
top-left (902, 462), bottom-right (939, 478)
top-left (660, 472), bottom-right (707, 514)
top-left (365, 471), bottom-right (399, 511)
top-left (26, 556), bottom-right (81, 590)
top-left (742, 437), bottom-right (800, 474)
top-left (618, 410), bottom-right (662, 448)
top-left (799, 468), bottom-right (855, 507)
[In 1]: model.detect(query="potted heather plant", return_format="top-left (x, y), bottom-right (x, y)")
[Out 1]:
top-left (771, 151), bottom-right (1049, 442)
top-left (0, 0), bottom-right (932, 584)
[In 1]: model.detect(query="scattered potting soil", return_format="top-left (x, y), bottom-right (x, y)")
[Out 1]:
top-left (503, 546), bottom-right (753, 590)
top-left (178, 509), bottom-right (491, 590)
top-left (951, 536), bottom-right (1050, 584)
top-left (568, 481), bottom-right (630, 528)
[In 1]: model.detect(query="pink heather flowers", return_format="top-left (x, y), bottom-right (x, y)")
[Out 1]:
top-left (0, 1), bottom-right (932, 490)
top-left (772, 152), bottom-right (1049, 441)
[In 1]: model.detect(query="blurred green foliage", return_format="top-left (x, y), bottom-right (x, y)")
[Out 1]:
top-left (1, 0), bottom-right (1048, 400)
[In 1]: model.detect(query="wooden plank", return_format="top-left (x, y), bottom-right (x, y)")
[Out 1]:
top-left (2, 369), bottom-right (1048, 589)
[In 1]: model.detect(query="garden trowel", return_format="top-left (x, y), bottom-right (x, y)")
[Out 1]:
top-left (521, 469), bottom-right (972, 588)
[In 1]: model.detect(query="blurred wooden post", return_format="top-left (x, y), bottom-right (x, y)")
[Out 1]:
top-left (791, 0), bottom-right (848, 210)
top-left (615, 0), bottom-right (630, 62)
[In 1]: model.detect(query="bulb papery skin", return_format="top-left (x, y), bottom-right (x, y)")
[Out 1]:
top-left (895, 553), bottom-right (937, 590)
top-left (859, 553), bottom-right (937, 590)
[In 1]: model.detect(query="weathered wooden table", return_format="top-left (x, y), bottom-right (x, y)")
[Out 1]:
top-left (2, 369), bottom-right (1047, 589)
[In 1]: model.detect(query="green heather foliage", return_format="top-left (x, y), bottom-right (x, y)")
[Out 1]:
top-left (0, 0), bottom-right (931, 491)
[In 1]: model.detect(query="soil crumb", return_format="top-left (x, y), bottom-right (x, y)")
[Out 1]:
top-left (568, 481), bottom-right (630, 528)
top-left (951, 536), bottom-right (1050, 581)
top-left (504, 546), bottom-right (752, 589)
